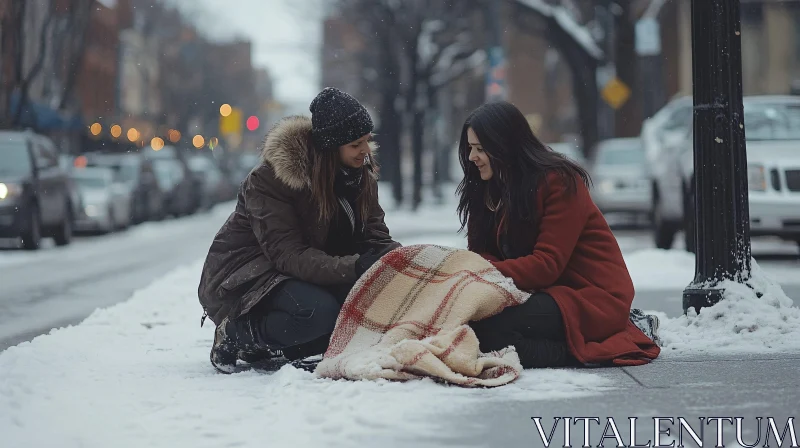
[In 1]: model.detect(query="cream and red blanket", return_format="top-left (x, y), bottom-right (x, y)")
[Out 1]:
top-left (315, 244), bottom-right (531, 387)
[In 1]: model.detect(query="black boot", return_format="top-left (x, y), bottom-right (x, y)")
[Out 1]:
top-left (511, 333), bottom-right (580, 369)
top-left (210, 315), bottom-right (281, 374)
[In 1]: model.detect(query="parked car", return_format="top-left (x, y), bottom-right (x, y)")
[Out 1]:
top-left (151, 158), bottom-right (196, 217)
top-left (641, 95), bottom-right (694, 248)
top-left (548, 142), bottom-right (587, 167)
top-left (144, 145), bottom-right (201, 215)
top-left (71, 166), bottom-right (132, 233)
top-left (187, 154), bottom-right (234, 209)
top-left (85, 152), bottom-right (165, 223)
top-left (589, 138), bottom-right (651, 221)
top-left (0, 130), bottom-right (73, 250)
top-left (650, 95), bottom-right (800, 252)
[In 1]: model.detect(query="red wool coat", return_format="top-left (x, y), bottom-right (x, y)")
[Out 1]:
top-left (475, 172), bottom-right (660, 366)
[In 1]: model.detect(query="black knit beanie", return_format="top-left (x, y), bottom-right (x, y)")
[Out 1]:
top-left (309, 87), bottom-right (374, 151)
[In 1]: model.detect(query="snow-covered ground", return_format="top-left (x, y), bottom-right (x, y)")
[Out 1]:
top-left (2, 184), bottom-right (800, 446)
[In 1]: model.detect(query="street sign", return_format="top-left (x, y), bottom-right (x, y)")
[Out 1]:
top-left (601, 77), bottom-right (632, 110)
top-left (219, 107), bottom-right (242, 136)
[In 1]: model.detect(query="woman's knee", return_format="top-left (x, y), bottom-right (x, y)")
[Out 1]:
top-left (271, 280), bottom-right (342, 331)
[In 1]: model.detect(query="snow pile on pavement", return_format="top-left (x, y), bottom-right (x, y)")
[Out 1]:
top-left (654, 259), bottom-right (800, 355)
top-left (0, 260), bottom-right (614, 448)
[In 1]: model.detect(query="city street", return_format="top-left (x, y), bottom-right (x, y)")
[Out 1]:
top-left (1, 201), bottom-right (798, 352)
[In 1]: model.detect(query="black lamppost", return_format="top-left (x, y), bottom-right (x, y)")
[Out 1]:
top-left (682, 0), bottom-right (752, 314)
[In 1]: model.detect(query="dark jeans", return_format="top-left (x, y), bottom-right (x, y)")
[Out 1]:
top-left (469, 292), bottom-right (580, 368)
top-left (247, 279), bottom-right (353, 360)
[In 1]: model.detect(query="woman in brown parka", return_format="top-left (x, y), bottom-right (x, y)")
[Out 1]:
top-left (198, 87), bottom-right (400, 373)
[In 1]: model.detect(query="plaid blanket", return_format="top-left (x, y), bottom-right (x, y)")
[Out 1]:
top-left (315, 244), bottom-right (531, 387)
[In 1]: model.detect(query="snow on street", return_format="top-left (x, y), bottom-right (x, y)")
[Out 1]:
top-left (2, 184), bottom-right (800, 447)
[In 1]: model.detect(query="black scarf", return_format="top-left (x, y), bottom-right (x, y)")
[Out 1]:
top-left (334, 165), bottom-right (363, 203)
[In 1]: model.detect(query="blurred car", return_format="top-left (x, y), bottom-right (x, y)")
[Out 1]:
top-left (144, 145), bottom-right (201, 215)
top-left (85, 153), bottom-right (165, 223)
top-left (71, 166), bottom-right (132, 233)
top-left (232, 152), bottom-right (261, 187)
top-left (151, 158), bottom-right (196, 217)
top-left (677, 96), bottom-right (800, 253)
top-left (0, 130), bottom-right (74, 250)
top-left (548, 142), bottom-right (587, 167)
top-left (640, 95), bottom-right (694, 248)
top-left (589, 138), bottom-right (651, 220)
top-left (187, 154), bottom-right (234, 210)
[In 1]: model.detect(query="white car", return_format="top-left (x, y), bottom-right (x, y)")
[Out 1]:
top-left (71, 167), bottom-right (132, 233)
top-left (677, 96), bottom-right (800, 253)
top-left (589, 138), bottom-right (651, 220)
top-left (640, 95), bottom-right (694, 248)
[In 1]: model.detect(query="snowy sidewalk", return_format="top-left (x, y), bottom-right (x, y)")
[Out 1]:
top-left (2, 255), bottom-right (799, 447)
top-left (3, 189), bottom-right (800, 447)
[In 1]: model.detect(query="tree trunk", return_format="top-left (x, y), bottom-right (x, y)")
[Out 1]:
top-left (614, 3), bottom-right (640, 138)
top-left (377, 30), bottom-right (404, 205)
top-left (59, 0), bottom-right (95, 111)
top-left (547, 21), bottom-right (600, 158)
top-left (14, 0), bottom-right (55, 129)
top-left (411, 99), bottom-right (425, 210)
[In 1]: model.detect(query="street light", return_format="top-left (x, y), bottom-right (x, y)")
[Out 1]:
top-left (151, 137), bottom-right (165, 151)
top-left (110, 125), bottom-right (122, 138)
top-left (90, 123), bottom-right (102, 136)
top-left (220, 104), bottom-right (232, 117)
top-left (682, 0), bottom-right (751, 314)
top-left (127, 128), bottom-right (140, 143)
top-left (193, 135), bottom-right (205, 148)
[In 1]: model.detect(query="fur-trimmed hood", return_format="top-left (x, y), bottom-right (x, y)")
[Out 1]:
top-left (259, 115), bottom-right (377, 191)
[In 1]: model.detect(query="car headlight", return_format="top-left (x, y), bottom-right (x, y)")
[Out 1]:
top-left (0, 182), bottom-right (23, 200)
top-left (598, 179), bottom-right (616, 194)
top-left (747, 165), bottom-right (766, 191)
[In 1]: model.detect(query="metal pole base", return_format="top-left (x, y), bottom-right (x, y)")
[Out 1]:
top-left (682, 288), bottom-right (724, 315)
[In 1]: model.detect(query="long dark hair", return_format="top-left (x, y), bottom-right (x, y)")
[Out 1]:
top-left (456, 101), bottom-right (591, 252)
top-left (309, 141), bottom-right (379, 224)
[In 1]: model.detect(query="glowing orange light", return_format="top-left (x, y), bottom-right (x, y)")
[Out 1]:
top-left (151, 137), bottom-right (165, 151)
top-left (90, 123), bottom-right (102, 136)
top-left (168, 129), bottom-right (181, 143)
top-left (192, 135), bottom-right (205, 148)
top-left (74, 155), bottom-right (88, 168)
top-left (127, 128), bottom-right (140, 142)
top-left (220, 104), bottom-right (232, 117)
top-left (110, 125), bottom-right (122, 138)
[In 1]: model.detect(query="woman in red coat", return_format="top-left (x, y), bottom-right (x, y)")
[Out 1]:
top-left (458, 101), bottom-right (660, 368)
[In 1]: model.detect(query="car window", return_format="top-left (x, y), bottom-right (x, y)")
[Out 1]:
top-left (0, 140), bottom-right (34, 176)
top-left (73, 175), bottom-right (109, 189)
top-left (663, 105), bottom-right (693, 131)
top-left (33, 139), bottom-right (58, 170)
top-left (743, 103), bottom-right (800, 141)
top-left (599, 147), bottom-right (645, 165)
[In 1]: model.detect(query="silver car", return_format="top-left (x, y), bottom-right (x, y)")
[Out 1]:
top-left (589, 138), bottom-right (651, 220)
top-left (548, 142), bottom-right (587, 167)
top-left (72, 167), bottom-right (132, 233)
top-left (664, 96), bottom-right (800, 253)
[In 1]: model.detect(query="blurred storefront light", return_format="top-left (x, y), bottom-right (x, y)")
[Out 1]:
top-left (246, 116), bottom-right (260, 131)
top-left (90, 123), bottom-right (102, 136)
top-left (110, 125), bottom-right (122, 138)
top-left (151, 137), bottom-right (165, 151)
top-left (168, 129), bottom-right (181, 143)
top-left (193, 135), bottom-right (205, 148)
top-left (127, 128), bottom-right (140, 142)
top-left (220, 104), bottom-right (232, 117)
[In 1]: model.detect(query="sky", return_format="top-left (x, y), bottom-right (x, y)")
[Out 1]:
top-left (165, 0), bottom-right (325, 110)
